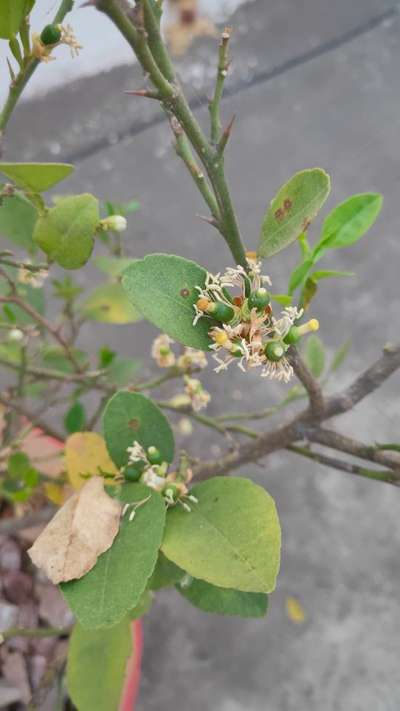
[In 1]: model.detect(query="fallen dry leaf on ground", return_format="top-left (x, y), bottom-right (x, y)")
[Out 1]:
top-left (28, 477), bottom-right (121, 584)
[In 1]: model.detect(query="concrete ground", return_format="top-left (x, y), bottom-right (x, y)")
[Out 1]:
top-left (3, 1), bottom-right (400, 709)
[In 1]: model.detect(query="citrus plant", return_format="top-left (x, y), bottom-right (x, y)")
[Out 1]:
top-left (0, 1), bottom-right (399, 709)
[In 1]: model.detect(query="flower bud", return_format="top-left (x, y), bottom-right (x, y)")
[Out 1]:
top-left (100, 215), bottom-right (127, 232)
top-left (264, 341), bottom-right (285, 362)
top-left (40, 24), bottom-right (62, 46)
top-left (8, 328), bottom-right (24, 342)
top-left (163, 483), bottom-right (181, 502)
top-left (248, 287), bottom-right (270, 311)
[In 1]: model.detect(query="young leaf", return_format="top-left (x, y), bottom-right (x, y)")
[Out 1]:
top-left (33, 194), bottom-right (99, 269)
top-left (67, 618), bottom-right (132, 711)
top-left (103, 391), bottom-right (174, 469)
top-left (288, 258), bottom-right (314, 294)
top-left (106, 356), bottom-right (141, 387)
top-left (80, 283), bottom-right (141, 324)
top-left (28, 477), bottom-right (121, 584)
top-left (64, 401), bottom-right (86, 435)
top-left (65, 432), bottom-right (118, 491)
top-left (0, 189), bottom-right (37, 249)
top-left (270, 294), bottom-right (292, 307)
top-left (0, 0), bottom-right (26, 39)
top-left (328, 339), bottom-right (351, 374)
top-left (122, 254), bottom-right (212, 350)
top-left (314, 193), bottom-right (383, 258)
top-left (148, 552), bottom-right (184, 591)
top-left (303, 334), bottom-right (325, 378)
top-left (258, 168), bottom-right (331, 258)
top-left (310, 269), bottom-right (354, 282)
top-left (177, 576), bottom-right (268, 618)
top-left (0, 162), bottom-right (74, 192)
top-left (162, 477), bottom-right (281, 594)
top-left (61, 484), bottom-right (166, 629)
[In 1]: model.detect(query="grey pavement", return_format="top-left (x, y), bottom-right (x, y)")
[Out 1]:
top-left (2, 1), bottom-right (400, 710)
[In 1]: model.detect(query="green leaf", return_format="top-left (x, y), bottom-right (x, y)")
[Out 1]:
top-left (0, 189), bottom-right (37, 250)
top-left (33, 194), bottom-right (99, 269)
top-left (103, 391), bottom-right (174, 469)
top-left (0, 0), bottom-right (26, 39)
top-left (314, 193), bottom-right (383, 257)
top-left (64, 401), bottom-right (86, 435)
top-left (328, 339), bottom-right (351, 374)
top-left (300, 277), bottom-right (318, 310)
top-left (80, 283), bottom-right (141, 324)
top-left (303, 334), bottom-right (325, 378)
top-left (288, 258), bottom-right (314, 294)
top-left (148, 552), bottom-right (184, 591)
top-left (0, 162), bottom-right (74, 192)
top-left (258, 168), bottom-right (331, 258)
top-left (162, 477), bottom-right (281, 594)
top-left (270, 294), bottom-right (292, 307)
top-left (310, 269), bottom-right (354, 282)
top-left (375, 443), bottom-right (400, 453)
top-left (122, 254), bottom-right (212, 350)
top-left (67, 617), bottom-right (132, 711)
top-left (177, 576), bottom-right (268, 618)
top-left (93, 256), bottom-right (135, 277)
top-left (61, 484), bottom-right (166, 629)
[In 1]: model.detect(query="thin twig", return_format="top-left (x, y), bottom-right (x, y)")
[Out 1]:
top-left (288, 346), bottom-right (324, 417)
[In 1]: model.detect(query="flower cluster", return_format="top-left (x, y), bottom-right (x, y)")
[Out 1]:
top-left (194, 254), bottom-right (319, 382)
top-left (151, 334), bottom-right (207, 371)
top-left (125, 441), bottom-right (197, 512)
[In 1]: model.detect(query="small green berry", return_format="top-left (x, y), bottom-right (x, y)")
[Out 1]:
top-left (283, 326), bottom-right (301, 345)
top-left (207, 301), bottom-right (235, 324)
top-left (264, 341), bottom-right (285, 362)
top-left (147, 445), bottom-right (163, 466)
top-left (40, 24), bottom-right (62, 46)
top-left (248, 287), bottom-right (270, 311)
top-left (123, 464), bottom-right (143, 482)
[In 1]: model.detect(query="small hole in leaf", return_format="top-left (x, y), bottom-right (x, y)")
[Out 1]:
top-left (128, 418), bottom-right (140, 430)
top-left (180, 288), bottom-right (190, 298)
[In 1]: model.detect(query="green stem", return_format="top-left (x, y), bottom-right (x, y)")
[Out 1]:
top-left (97, 0), bottom-right (247, 268)
top-left (0, 0), bottom-right (75, 134)
top-left (209, 29), bottom-right (230, 145)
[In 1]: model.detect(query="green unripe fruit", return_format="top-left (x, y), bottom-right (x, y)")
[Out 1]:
top-left (208, 301), bottom-right (235, 324)
top-left (123, 464), bottom-right (143, 482)
top-left (40, 24), bottom-right (62, 46)
top-left (147, 445), bottom-right (163, 466)
top-left (248, 287), bottom-right (271, 311)
top-left (283, 326), bottom-right (301, 345)
top-left (231, 343), bottom-right (244, 357)
top-left (264, 341), bottom-right (285, 362)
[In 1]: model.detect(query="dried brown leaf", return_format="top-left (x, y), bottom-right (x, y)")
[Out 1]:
top-left (28, 477), bottom-right (121, 584)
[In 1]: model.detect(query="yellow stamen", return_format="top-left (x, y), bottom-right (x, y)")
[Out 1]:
top-left (298, 318), bottom-right (319, 336)
top-left (197, 297), bottom-right (210, 311)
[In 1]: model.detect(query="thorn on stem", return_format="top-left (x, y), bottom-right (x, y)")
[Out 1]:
top-left (196, 213), bottom-right (219, 229)
top-left (217, 114), bottom-right (236, 154)
top-left (125, 88), bottom-right (162, 100)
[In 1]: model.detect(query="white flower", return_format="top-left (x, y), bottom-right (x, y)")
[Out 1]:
top-left (177, 347), bottom-right (207, 371)
top-left (142, 467), bottom-right (166, 491)
top-left (127, 441), bottom-right (147, 465)
top-left (151, 334), bottom-right (176, 368)
top-left (18, 264), bottom-right (48, 288)
top-left (184, 376), bottom-right (211, 412)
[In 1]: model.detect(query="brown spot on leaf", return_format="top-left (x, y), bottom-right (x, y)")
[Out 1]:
top-left (283, 198), bottom-right (292, 211)
top-left (180, 287), bottom-right (190, 298)
top-left (302, 218), bottom-right (311, 231)
top-left (128, 418), bottom-right (140, 431)
top-left (274, 207), bottom-right (284, 221)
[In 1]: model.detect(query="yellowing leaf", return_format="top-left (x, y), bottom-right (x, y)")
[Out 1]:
top-left (28, 476), bottom-right (121, 584)
top-left (44, 482), bottom-right (67, 506)
top-left (65, 432), bottom-right (118, 491)
top-left (286, 596), bottom-right (306, 624)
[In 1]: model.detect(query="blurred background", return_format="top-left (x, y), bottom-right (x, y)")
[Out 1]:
top-left (1, 0), bottom-right (400, 709)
